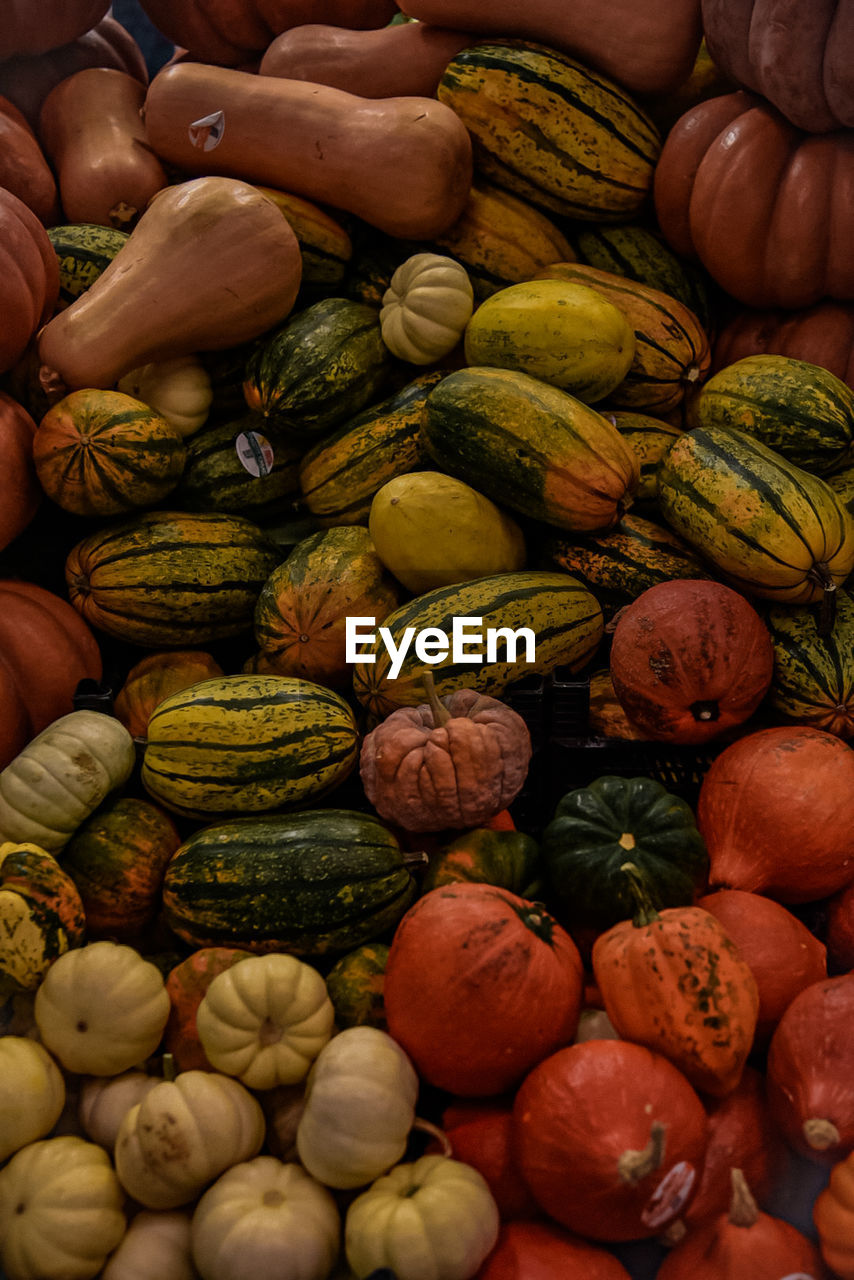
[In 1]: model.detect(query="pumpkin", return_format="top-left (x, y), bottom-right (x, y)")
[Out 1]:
top-left (591, 864), bottom-right (759, 1097)
top-left (296, 1025), bottom-right (419, 1189)
top-left (697, 725), bottom-right (854, 902)
top-left (512, 1038), bottom-right (709, 1241)
top-left (101, 1209), bottom-right (196, 1280)
top-left (34, 939), bottom-right (171, 1076)
top-left (380, 252), bottom-right (474, 365)
top-left (190, 1157), bottom-right (341, 1280)
top-left (814, 1147), bottom-right (854, 1279)
top-left (656, 1167), bottom-right (824, 1279)
top-left (422, 827), bottom-right (541, 899)
top-left (474, 1219), bottom-right (633, 1279)
top-left (61, 796), bottom-right (182, 939)
top-left (113, 650), bottom-right (225, 741)
top-left (608, 579), bottom-right (775, 744)
top-left (33, 388), bottom-right (187, 517)
top-left (0, 841), bottom-right (86, 994)
top-left (0, 95), bottom-right (59, 224)
top-left (195, 952), bottom-right (334, 1090)
top-left (345, 1154), bottom-right (499, 1280)
top-left (766, 974), bottom-right (854, 1165)
top-left (713, 299), bottom-right (854, 391)
top-left (164, 947), bottom-right (254, 1073)
top-left (0, 710), bottom-right (135, 854)
top-left (118, 354), bottom-right (214, 436)
top-left (78, 1070), bottom-right (159, 1152)
top-left (383, 883), bottom-right (584, 1096)
top-left (0, 1134), bottom-right (125, 1280)
top-left (827, 882), bottom-right (854, 973)
top-left (360, 677), bottom-right (532, 832)
top-left (0, 187), bottom-right (60, 375)
top-left (114, 1069), bottom-right (266, 1210)
top-left (0, 1036), bottom-right (66, 1164)
top-left (0, 1), bottom-right (109, 58)
top-left (325, 943), bottom-right (389, 1031)
top-left (438, 1099), bottom-right (539, 1221)
top-left (37, 176), bottom-right (303, 395)
top-left (0, 393), bottom-right (40, 556)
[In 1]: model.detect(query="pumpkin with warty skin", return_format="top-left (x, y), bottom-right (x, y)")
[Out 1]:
top-left (0, 187), bottom-right (60, 375)
top-left (113, 650), bottom-right (225, 741)
top-left (0, 842), bottom-right (86, 994)
top-left (0, 1036), bottom-right (66, 1164)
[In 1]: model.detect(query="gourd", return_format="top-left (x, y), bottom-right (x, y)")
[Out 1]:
top-left (438, 1098), bottom-right (539, 1220)
top-left (101, 1210), bottom-right (196, 1280)
top-left (37, 176), bottom-right (303, 394)
top-left (814, 1148), bottom-right (854, 1279)
top-left (0, 710), bottom-right (136, 854)
top-left (34, 939), bottom-right (171, 1076)
top-left (0, 841), bottom-right (86, 993)
top-left (344, 1154), bottom-right (499, 1280)
top-left (296, 1026), bottom-right (419, 1189)
top-left (422, 827), bottom-right (541, 899)
top-left (47, 221), bottom-right (129, 304)
top-left (0, 187), bottom-right (59, 375)
top-left (195, 953), bottom-right (335, 1090)
top-left (477, 1220), bottom-right (633, 1279)
top-left (380, 252), bottom-right (473, 364)
top-left (78, 1070), bottom-right (159, 1152)
top-left (113, 651), bottom-right (225, 741)
top-left (173, 412), bottom-right (301, 521)
top-left (0, 95), bottom-right (58, 224)
top-left (190, 1157), bottom-right (341, 1280)
top-left (114, 1070), bottom-right (266, 1210)
top-left (0, 394), bottom-right (40, 556)
top-left (764, 590), bottom-right (854, 738)
top-left (118, 355), bottom-right (213, 436)
top-left (325, 944), bottom-right (389, 1031)
top-left (0, 1036), bottom-right (65, 1163)
top-left (164, 947), bottom-right (254, 1073)
top-left (713, 299), bottom-right (854, 390)
top-left (1, 1), bottom-right (110, 58)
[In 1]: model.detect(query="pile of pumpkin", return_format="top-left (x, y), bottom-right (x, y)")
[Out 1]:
top-left (6, 1), bottom-right (854, 1279)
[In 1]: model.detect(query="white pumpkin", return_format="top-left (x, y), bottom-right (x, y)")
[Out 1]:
top-left (102, 1210), bottom-right (198, 1280)
top-left (34, 940), bottom-right (171, 1076)
top-left (79, 1070), bottom-right (160, 1152)
top-left (0, 1135), bottom-right (126, 1280)
top-left (191, 1157), bottom-right (340, 1280)
top-left (196, 952), bottom-right (334, 1090)
top-left (380, 252), bottom-right (474, 365)
top-left (0, 1036), bottom-right (66, 1163)
top-left (118, 355), bottom-right (213, 436)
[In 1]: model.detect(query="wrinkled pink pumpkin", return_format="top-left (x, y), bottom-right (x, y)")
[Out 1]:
top-left (359, 675), bottom-right (531, 832)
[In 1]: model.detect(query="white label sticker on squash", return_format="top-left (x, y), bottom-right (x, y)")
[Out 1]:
top-left (778, 1274), bottom-right (818, 1279)
top-left (640, 1161), bottom-right (696, 1230)
top-left (236, 430), bottom-right (274, 478)
top-left (188, 110), bottom-right (225, 150)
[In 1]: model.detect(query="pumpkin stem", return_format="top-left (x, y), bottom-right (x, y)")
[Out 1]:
top-left (728, 1168), bottom-right (759, 1228)
top-left (402, 849), bottom-right (430, 871)
top-left (620, 861), bottom-right (660, 927)
top-left (162, 1052), bottom-right (177, 1082)
top-left (803, 1117), bottom-right (841, 1151)
top-left (617, 1120), bottom-right (667, 1185)
top-left (808, 564), bottom-right (837, 637)
top-left (422, 670), bottom-right (452, 728)
top-left (411, 1117), bottom-right (453, 1157)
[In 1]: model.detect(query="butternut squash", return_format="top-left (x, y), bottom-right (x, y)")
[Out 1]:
top-left (39, 67), bottom-right (168, 230)
top-left (37, 176), bottom-right (302, 396)
top-left (141, 62), bottom-right (473, 239)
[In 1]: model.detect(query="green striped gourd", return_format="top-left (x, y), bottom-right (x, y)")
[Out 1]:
top-left (352, 571), bottom-right (604, 719)
top-left (142, 674), bottom-right (359, 819)
top-left (64, 511), bottom-right (280, 646)
top-left (298, 373), bottom-right (442, 526)
top-left (46, 223), bottom-right (129, 306)
top-left (534, 261), bottom-right (711, 415)
top-left (764, 592), bottom-right (854, 739)
top-left (437, 41), bottom-right (661, 221)
top-left (545, 513), bottom-right (711, 618)
top-left (253, 185), bottom-right (352, 289)
top-left (243, 297), bottom-right (391, 442)
top-left (605, 411), bottom-right (683, 503)
top-left (686, 355), bottom-right (854, 476)
top-left (421, 366), bottom-right (639, 533)
top-left (175, 412), bottom-right (302, 519)
top-left (657, 425), bottom-right (854, 614)
top-left (161, 810), bottom-right (417, 956)
top-left (828, 465), bottom-right (854, 510)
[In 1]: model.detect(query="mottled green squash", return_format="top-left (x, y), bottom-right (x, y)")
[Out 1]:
top-left (764, 591), bottom-right (854, 739)
top-left (422, 828), bottom-right (541, 898)
top-left (325, 942), bottom-right (390, 1031)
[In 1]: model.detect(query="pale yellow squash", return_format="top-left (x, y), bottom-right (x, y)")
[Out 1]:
top-left (118, 355), bottom-right (213, 437)
top-left (380, 252), bottom-right (474, 365)
top-left (0, 1036), bottom-right (66, 1163)
top-left (101, 1210), bottom-right (196, 1280)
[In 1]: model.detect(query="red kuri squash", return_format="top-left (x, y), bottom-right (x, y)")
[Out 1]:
top-left (437, 1098), bottom-right (539, 1220)
top-left (474, 1219), bottom-right (632, 1279)
top-left (0, 188), bottom-right (60, 376)
top-left (0, 393), bottom-right (40, 554)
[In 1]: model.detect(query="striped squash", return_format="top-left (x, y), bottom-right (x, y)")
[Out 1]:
top-left (828, 465), bottom-right (854, 510)
top-left (252, 185), bottom-right (352, 289)
top-left (421, 365), bottom-right (639, 533)
top-left (686, 355), bottom-right (854, 476)
top-left (605, 411), bottom-right (683, 503)
top-left (161, 809), bottom-right (417, 955)
top-left (46, 222), bottom-right (129, 306)
top-left (534, 261), bottom-right (711, 414)
top-left (657, 426), bottom-right (854, 611)
top-left (142, 674), bottom-right (359, 819)
top-left (32, 388), bottom-right (186, 517)
top-left (545, 513), bottom-right (711, 618)
top-left (764, 593), bottom-right (854, 739)
top-left (64, 510), bottom-right (280, 646)
top-left (298, 373), bottom-right (441, 526)
top-left (175, 412), bottom-right (302, 519)
top-left (352, 570), bottom-right (604, 719)
top-left (437, 42), bottom-right (661, 222)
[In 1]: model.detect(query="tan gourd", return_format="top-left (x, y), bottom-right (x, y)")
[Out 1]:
top-left (78, 1071), bottom-right (160, 1152)
top-left (380, 252), bottom-right (474, 365)
top-left (0, 1036), bottom-right (65, 1164)
top-left (118, 355), bottom-right (213, 437)
top-left (37, 176), bottom-right (303, 395)
top-left (101, 1210), bottom-right (196, 1280)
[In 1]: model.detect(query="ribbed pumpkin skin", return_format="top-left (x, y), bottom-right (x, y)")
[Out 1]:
top-left (0, 1), bottom-right (110, 60)
top-left (64, 510), bottom-right (280, 646)
top-left (713, 300), bottom-right (854, 391)
top-left (0, 187), bottom-right (60, 375)
top-left (33, 388), bottom-right (186, 517)
top-left (437, 42), bottom-right (661, 222)
top-left (175, 413), bottom-right (301, 519)
top-left (161, 810), bottom-right (417, 956)
top-left (764, 591), bottom-right (854, 738)
top-left (142, 674), bottom-right (359, 819)
top-left (46, 222), bottom-right (129, 306)
top-left (298, 373), bottom-right (441, 526)
top-left (352, 571), bottom-right (604, 719)
top-left (163, 947), bottom-right (254, 1072)
top-left (254, 526), bottom-right (401, 688)
top-left (421, 366), bottom-right (639, 534)
top-left (657, 425), bottom-right (854, 605)
top-left (0, 392), bottom-right (40, 555)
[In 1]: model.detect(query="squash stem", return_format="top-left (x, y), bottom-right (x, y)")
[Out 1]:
top-left (809, 565), bottom-right (837, 637)
top-left (617, 1119), bottom-right (666, 1185)
top-left (620, 861), bottom-right (660, 927)
top-left (162, 1052), bottom-right (176, 1082)
top-left (803, 1117), bottom-right (840, 1151)
top-left (728, 1168), bottom-right (759, 1228)
top-left (422, 670), bottom-right (452, 727)
top-left (411, 1116), bottom-right (453, 1157)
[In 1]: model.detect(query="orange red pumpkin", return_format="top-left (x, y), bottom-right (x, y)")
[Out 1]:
top-left (0, 392), bottom-right (40, 555)
top-left (113, 650), bottom-right (225, 741)
top-left (0, 187), bottom-right (60, 375)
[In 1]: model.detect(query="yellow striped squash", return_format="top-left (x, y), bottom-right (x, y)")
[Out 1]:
top-left (764, 593), bottom-right (854, 739)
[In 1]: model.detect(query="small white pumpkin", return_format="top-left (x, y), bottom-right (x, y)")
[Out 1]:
top-left (196, 952), bottom-right (334, 1091)
top-left (191, 1157), bottom-right (340, 1280)
top-left (34, 940), bottom-right (171, 1076)
top-left (0, 1036), bottom-right (66, 1163)
top-left (118, 355), bottom-right (213, 437)
top-left (102, 1209), bottom-right (197, 1280)
top-left (79, 1070), bottom-right (160, 1152)
top-left (0, 1134), bottom-right (126, 1280)
top-left (380, 252), bottom-right (474, 365)
top-left (296, 1026), bottom-right (419, 1190)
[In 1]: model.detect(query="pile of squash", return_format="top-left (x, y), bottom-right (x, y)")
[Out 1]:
top-left (5, 2), bottom-right (854, 1279)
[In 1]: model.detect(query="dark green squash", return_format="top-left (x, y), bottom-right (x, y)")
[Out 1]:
top-left (325, 941), bottom-right (390, 1030)
top-left (422, 828), bottom-right (541, 899)
top-left (764, 590), bottom-right (854, 739)
top-left (174, 412), bottom-right (302, 520)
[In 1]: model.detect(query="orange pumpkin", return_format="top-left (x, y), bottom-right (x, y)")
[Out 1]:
top-left (814, 1148), bottom-right (854, 1279)
top-left (438, 1099), bottom-right (539, 1220)
top-left (826, 880), bottom-right (854, 972)
top-left (163, 947), bottom-right (254, 1072)
top-left (0, 95), bottom-right (58, 224)
top-left (0, 0), bottom-right (109, 59)
top-left (0, 187), bottom-right (60, 375)
top-left (713, 299), bottom-right (854, 391)
top-left (475, 1219), bottom-right (632, 1279)
top-left (0, 392), bottom-right (40, 554)
top-left (113, 650), bottom-right (225, 741)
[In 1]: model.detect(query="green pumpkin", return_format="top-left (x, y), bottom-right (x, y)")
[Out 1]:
top-left (422, 828), bottom-right (542, 899)
top-left (541, 775), bottom-right (708, 932)
top-left (325, 943), bottom-right (390, 1031)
